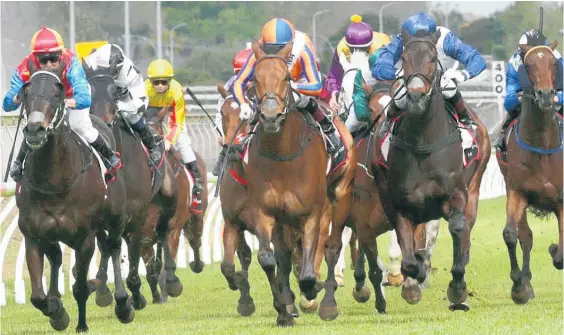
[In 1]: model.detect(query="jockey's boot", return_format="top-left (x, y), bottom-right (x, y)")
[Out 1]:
top-left (9, 143), bottom-right (29, 182)
top-left (91, 135), bottom-right (122, 171)
top-left (136, 122), bottom-right (163, 164)
top-left (448, 91), bottom-right (475, 128)
top-left (304, 99), bottom-right (341, 155)
top-left (212, 146), bottom-right (227, 176)
top-left (494, 110), bottom-right (520, 154)
top-left (185, 161), bottom-right (203, 211)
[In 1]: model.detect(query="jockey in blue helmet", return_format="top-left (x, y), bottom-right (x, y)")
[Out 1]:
top-left (371, 12), bottom-right (486, 129)
top-left (494, 29), bottom-right (564, 153)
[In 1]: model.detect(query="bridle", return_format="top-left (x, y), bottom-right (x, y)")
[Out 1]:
top-left (253, 54), bottom-right (294, 119)
top-left (395, 38), bottom-right (442, 100)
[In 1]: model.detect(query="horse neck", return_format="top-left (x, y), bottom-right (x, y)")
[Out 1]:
top-left (519, 97), bottom-right (560, 148)
top-left (27, 126), bottom-right (82, 190)
top-left (402, 92), bottom-right (451, 144)
top-left (256, 111), bottom-right (306, 159)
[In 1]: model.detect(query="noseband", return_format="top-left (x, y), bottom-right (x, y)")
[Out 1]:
top-left (399, 38), bottom-right (441, 98)
top-left (253, 55), bottom-right (293, 117)
top-left (23, 71), bottom-right (66, 134)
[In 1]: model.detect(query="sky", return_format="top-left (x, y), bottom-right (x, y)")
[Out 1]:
top-left (432, 1), bottom-right (513, 17)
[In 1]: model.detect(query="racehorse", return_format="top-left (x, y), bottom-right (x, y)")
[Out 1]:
top-left (232, 39), bottom-right (355, 326)
top-left (142, 106), bottom-right (209, 303)
top-left (495, 40), bottom-right (563, 304)
top-left (83, 61), bottom-right (177, 311)
top-left (338, 51), bottom-right (442, 295)
top-left (216, 83), bottom-right (326, 317)
top-left (16, 61), bottom-right (134, 332)
top-left (371, 30), bottom-right (491, 311)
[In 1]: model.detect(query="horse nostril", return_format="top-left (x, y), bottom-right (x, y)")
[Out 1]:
top-left (408, 91), bottom-right (424, 100)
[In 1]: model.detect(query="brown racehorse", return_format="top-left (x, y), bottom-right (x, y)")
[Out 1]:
top-left (370, 30), bottom-right (491, 311)
top-left (216, 83), bottom-right (327, 317)
top-left (495, 41), bottom-right (563, 304)
top-left (139, 106), bottom-right (209, 303)
top-left (231, 40), bottom-right (355, 326)
top-left (16, 64), bottom-right (134, 332)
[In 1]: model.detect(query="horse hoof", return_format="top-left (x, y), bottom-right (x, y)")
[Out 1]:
top-left (511, 284), bottom-right (531, 305)
top-left (335, 272), bottom-right (345, 287)
top-left (352, 285), bottom-right (371, 303)
top-left (76, 324), bottom-right (89, 333)
top-left (115, 298), bottom-right (135, 324)
top-left (318, 303), bottom-right (339, 321)
top-left (189, 260), bottom-right (205, 273)
top-left (237, 299), bottom-right (256, 317)
top-left (299, 295), bottom-right (319, 313)
top-left (447, 280), bottom-right (468, 305)
top-left (49, 309), bottom-right (70, 331)
top-left (401, 284), bottom-right (422, 305)
top-left (449, 301), bottom-right (470, 312)
top-left (132, 294), bottom-right (147, 310)
top-left (387, 273), bottom-right (403, 287)
top-left (286, 304), bottom-right (300, 318)
top-left (166, 279), bottom-right (183, 298)
top-left (276, 316), bottom-right (295, 327)
top-left (549, 244), bottom-right (563, 269)
top-left (95, 286), bottom-right (113, 307)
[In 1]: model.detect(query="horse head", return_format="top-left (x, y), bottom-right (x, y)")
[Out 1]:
top-left (400, 29), bottom-right (441, 114)
top-left (339, 50), bottom-right (373, 118)
top-left (145, 106), bottom-right (170, 138)
top-left (359, 80), bottom-right (393, 126)
top-left (251, 39), bottom-right (294, 133)
top-left (21, 60), bottom-right (67, 150)
top-left (217, 83), bottom-right (251, 146)
top-left (519, 40), bottom-right (560, 110)
top-left (83, 58), bottom-right (121, 125)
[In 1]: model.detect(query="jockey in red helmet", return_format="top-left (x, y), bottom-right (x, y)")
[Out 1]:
top-left (3, 27), bottom-right (120, 182)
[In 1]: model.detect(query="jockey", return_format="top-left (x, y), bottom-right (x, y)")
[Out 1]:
top-left (144, 59), bottom-right (203, 208)
top-left (231, 18), bottom-right (344, 155)
top-left (495, 29), bottom-right (564, 153)
top-left (371, 12), bottom-right (486, 129)
top-left (84, 43), bottom-right (162, 165)
top-left (3, 27), bottom-right (120, 182)
top-left (212, 48), bottom-right (252, 176)
top-left (322, 14), bottom-right (391, 117)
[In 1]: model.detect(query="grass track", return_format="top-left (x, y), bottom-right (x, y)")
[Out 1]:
top-left (1, 197), bottom-right (563, 334)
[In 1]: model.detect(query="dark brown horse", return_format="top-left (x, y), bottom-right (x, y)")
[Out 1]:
top-left (83, 63), bottom-right (177, 311)
top-left (231, 40), bottom-right (355, 326)
top-left (16, 63), bottom-right (134, 332)
top-left (371, 30), bottom-right (491, 311)
top-left (496, 41), bottom-right (563, 304)
top-left (216, 83), bottom-right (326, 317)
top-left (141, 106), bottom-right (209, 303)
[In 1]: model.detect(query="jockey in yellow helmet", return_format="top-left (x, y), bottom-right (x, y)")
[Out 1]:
top-left (144, 59), bottom-right (203, 211)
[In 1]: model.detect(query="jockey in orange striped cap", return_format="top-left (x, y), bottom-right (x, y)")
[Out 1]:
top-left (231, 18), bottom-right (343, 154)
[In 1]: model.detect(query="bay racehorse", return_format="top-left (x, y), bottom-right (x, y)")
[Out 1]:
top-left (216, 83), bottom-right (326, 317)
top-left (16, 61), bottom-right (134, 332)
top-left (142, 106), bottom-right (209, 303)
top-left (83, 61), bottom-right (179, 311)
top-left (495, 41), bottom-right (563, 304)
top-left (371, 30), bottom-right (491, 311)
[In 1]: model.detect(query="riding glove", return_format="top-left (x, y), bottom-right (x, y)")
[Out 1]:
top-left (239, 103), bottom-right (253, 121)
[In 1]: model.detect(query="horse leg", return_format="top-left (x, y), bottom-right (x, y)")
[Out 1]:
top-left (549, 205), bottom-right (564, 270)
top-left (357, 229), bottom-right (386, 314)
top-left (186, 217), bottom-right (205, 273)
top-left (26, 238), bottom-right (69, 331)
top-left (273, 224), bottom-right (299, 319)
top-left (94, 230), bottom-right (113, 307)
top-left (421, 220), bottom-right (440, 289)
top-left (517, 215), bottom-right (535, 300)
top-left (255, 210), bottom-right (292, 327)
top-left (387, 229), bottom-right (403, 287)
top-left (352, 244), bottom-right (371, 303)
top-left (160, 216), bottom-right (183, 298)
top-left (220, 220), bottom-right (240, 290)
top-left (73, 234), bottom-right (97, 333)
top-left (349, 230), bottom-right (359, 271)
top-left (106, 224), bottom-right (135, 323)
top-left (126, 233), bottom-right (147, 310)
top-left (44, 243), bottom-right (63, 299)
top-left (395, 215), bottom-right (422, 305)
top-left (446, 190), bottom-right (471, 311)
top-left (235, 230), bottom-right (255, 316)
top-left (141, 243), bottom-right (163, 304)
top-left (335, 226), bottom-right (352, 287)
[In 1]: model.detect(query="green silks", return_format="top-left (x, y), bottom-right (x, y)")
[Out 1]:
top-left (352, 70), bottom-right (370, 122)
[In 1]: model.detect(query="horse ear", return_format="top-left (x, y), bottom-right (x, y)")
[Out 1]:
top-left (431, 29), bottom-right (441, 44)
top-left (108, 57), bottom-right (117, 76)
top-left (82, 60), bottom-right (92, 77)
top-left (251, 39), bottom-right (265, 60)
top-left (57, 60), bottom-right (66, 78)
top-left (362, 82), bottom-right (373, 96)
top-left (157, 106), bottom-right (169, 122)
top-left (27, 57), bottom-right (38, 75)
top-left (519, 44), bottom-right (532, 55)
top-left (549, 40), bottom-right (559, 51)
top-left (400, 28), bottom-right (411, 45)
top-left (278, 41), bottom-right (293, 59)
top-left (217, 83), bottom-right (228, 98)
